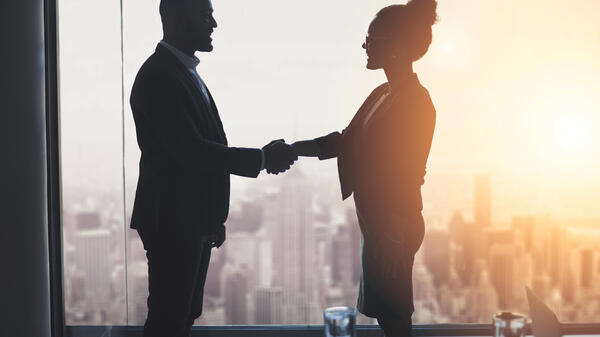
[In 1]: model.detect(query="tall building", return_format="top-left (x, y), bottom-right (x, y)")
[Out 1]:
top-left (204, 247), bottom-right (226, 298)
top-left (224, 267), bottom-right (249, 324)
top-left (580, 248), bottom-right (594, 289)
top-left (424, 229), bottom-right (451, 286)
top-left (448, 210), bottom-right (483, 286)
top-left (485, 228), bottom-right (514, 260)
top-left (331, 225), bottom-right (353, 285)
top-left (254, 287), bottom-right (283, 324)
top-left (511, 216), bottom-right (534, 253)
top-left (228, 200), bottom-right (264, 233)
top-left (225, 232), bottom-right (261, 291)
top-left (73, 211), bottom-right (112, 307)
top-left (489, 244), bottom-right (516, 309)
top-left (76, 211), bottom-right (101, 230)
top-left (270, 169), bottom-right (318, 323)
top-left (549, 226), bottom-right (567, 287)
top-left (466, 269), bottom-right (498, 322)
top-left (473, 175), bottom-right (491, 228)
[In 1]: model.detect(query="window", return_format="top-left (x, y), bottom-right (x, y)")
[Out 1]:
top-left (59, 0), bottom-right (600, 327)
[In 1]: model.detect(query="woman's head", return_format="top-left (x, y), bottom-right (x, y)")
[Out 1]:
top-left (363, 0), bottom-right (438, 70)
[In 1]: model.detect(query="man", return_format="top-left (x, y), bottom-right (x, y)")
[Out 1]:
top-left (129, 0), bottom-right (297, 336)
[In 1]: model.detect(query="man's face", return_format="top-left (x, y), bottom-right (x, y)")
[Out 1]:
top-left (182, 0), bottom-right (218, 52)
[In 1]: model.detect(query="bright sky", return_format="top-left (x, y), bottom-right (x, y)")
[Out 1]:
top-left (59, 0), bottom-right (600, 222)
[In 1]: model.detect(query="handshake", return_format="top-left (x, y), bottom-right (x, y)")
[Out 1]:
top-left (262, 139), bottom-right (298, 175)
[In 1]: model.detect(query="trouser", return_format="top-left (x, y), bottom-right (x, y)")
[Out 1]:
top-left (378, 316), bottom-right (413, 337)
top-left (138, 229), bottom-right (213, 337)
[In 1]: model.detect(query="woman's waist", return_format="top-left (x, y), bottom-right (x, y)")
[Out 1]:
top-left (354, 197), bottom-right (425, 251)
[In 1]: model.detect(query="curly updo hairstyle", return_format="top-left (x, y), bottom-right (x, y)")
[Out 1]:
top-left (374, 0), bottom-right (438, 62)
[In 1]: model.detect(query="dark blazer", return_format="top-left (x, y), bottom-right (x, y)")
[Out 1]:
top-left (129, 44), bottom-right (262, 237)
top-left (315, 75), bottom-right (436, 215)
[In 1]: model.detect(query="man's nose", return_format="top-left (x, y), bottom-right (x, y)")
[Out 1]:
top-left (362, 42), bottom-right (366, 49)
top-left (211, 16), bottom-right (218, 28)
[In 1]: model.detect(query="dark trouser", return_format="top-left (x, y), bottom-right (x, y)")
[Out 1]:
top-left (138, 229), bottom-right (212, 337)
top-left (377, 316), bottom-right (413, 337)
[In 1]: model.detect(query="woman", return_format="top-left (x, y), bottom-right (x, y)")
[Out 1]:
top-left (292, 0), bottom-right (437, 335)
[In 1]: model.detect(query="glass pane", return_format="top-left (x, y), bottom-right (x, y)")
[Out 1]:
top-left (59, 0), bottom-right (127, 325)
top-left (61, 0), bottom-right (600, 327)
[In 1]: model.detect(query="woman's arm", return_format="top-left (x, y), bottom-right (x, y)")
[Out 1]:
top-left (291, 140), bottom-right (320, 157)
top-left (292, 131), bottom-right (344, 160)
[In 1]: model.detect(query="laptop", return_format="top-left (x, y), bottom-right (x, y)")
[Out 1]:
top-left (526, 286), bottom-right (562, 337)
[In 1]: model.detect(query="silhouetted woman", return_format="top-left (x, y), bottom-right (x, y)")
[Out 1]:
top-left (292, 1), bottom-right (437, 335)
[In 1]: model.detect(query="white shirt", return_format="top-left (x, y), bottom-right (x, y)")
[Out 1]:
top-left (159, 41), bottom-right (265, 170)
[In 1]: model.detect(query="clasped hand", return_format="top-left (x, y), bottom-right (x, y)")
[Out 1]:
top-left (263, 139), bottom-right (298, 174)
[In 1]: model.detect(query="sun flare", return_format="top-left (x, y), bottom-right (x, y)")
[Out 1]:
top-left (552, 113), bottom-right (590, 152)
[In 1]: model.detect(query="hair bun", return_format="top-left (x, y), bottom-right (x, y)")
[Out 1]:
top-left (406, 0), bottom-right (438, 27)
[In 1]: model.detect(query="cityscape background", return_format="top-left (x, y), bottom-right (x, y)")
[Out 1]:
top-left (61, 172), bottom-right (600, 325)
top-left (58, 0), bottom-right (600, 326)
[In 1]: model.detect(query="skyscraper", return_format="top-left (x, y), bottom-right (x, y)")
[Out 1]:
top-left (331, 225), bottom-right (353, 284)
top-left (489, 244), bottom-right (516, 309)
top-left (580, 248), bottom-right (594, 289)
top-left (270, 169), bottom-right (318, 323)
top-left (424, 229), bottom-right (451, 286)
top-left (254, 287), bottom-right (283, 324)
top-left (549, 226), bottom-right (567, 287)
top-left (73, 211), bottom-right (112, 307)
top-left (511, 216), bottom-right (534, 253)
top-left (224, 267), bottom-right (249, 324)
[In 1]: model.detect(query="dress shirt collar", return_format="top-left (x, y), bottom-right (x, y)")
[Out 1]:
top-left (159, 40), bottom-right (200, 70)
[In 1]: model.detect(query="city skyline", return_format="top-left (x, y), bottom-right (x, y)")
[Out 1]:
top-left (62, 169), bottom-right (600, 325)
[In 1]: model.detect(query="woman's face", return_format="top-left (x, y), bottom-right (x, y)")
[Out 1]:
top-left (362, 18), bottom-right (404, 70)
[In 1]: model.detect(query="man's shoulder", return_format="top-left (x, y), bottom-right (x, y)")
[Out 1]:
top-left (131, 50), bottom-right (182, 97)
top-left (135, 51), bottom-right (173, 82)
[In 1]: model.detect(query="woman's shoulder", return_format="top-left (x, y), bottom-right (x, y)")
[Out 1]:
top-left (372, 82), bottom-right (390, 95)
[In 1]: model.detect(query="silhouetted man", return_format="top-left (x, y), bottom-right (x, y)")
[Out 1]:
top-left (129, 0), bottom-right (296, 336)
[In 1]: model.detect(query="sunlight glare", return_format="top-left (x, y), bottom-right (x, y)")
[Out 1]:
top-left (553, 114), bottom-right (589, 152)
top-left (441, 40), bottom-right (455, 54)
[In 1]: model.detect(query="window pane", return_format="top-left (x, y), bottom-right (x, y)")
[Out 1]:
top-left (59, 0), bottom-right (126, 325)
top-left (61, 0), bottom-right (600, 326)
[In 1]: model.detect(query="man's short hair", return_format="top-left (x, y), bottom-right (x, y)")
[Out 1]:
top-left (159, 0), bottom-right (188, 20)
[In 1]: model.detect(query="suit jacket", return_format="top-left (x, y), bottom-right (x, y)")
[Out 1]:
top-left (315, 75), bottom-right (436, 215)
top-left (129, 44), bottom-right (262, 237)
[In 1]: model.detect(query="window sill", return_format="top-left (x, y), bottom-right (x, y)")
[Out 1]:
top-left (66, 323), bottom-right (600, 337)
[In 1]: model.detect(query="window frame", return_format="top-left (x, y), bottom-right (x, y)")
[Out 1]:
top-left (65, 324), bottom-right (600, 337)
top-left (45, 0), bottom-right (600, 335)
top-left (45, 0), bottom-right (66, 336)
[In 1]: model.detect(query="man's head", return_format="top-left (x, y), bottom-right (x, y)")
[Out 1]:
top-left (160, 0), bottom-right (217, 53)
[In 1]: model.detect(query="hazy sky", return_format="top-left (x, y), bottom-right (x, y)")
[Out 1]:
top-left (59, 0), bottom-right (600, 222)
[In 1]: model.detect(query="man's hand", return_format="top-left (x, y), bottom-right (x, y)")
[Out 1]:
top-left (209, 226), bottom-right (226, 248)
top-left (263, 139), bottom-right (298, 174)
